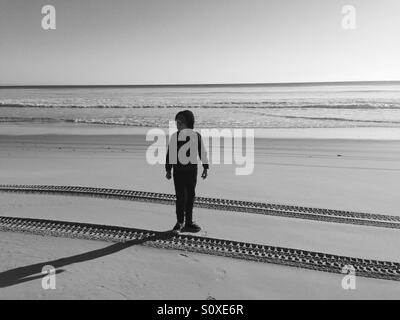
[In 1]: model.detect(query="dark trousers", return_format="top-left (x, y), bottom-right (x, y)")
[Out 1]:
top-left (173, 167), bottom-right (197, 224)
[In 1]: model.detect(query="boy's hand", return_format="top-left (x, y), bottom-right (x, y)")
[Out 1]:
top-left (166, 171), bottom-right (172, 180)
top-left (201, 169), bottom-right (208, 179)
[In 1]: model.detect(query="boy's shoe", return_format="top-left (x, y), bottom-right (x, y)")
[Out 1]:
top-left (184, 221), bottom-right (201, 233)
top-left (172, 222), bottom-right (184, 232)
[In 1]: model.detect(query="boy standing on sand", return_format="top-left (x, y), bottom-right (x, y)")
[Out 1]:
top-left (165, 110), bottom-right (209, 233)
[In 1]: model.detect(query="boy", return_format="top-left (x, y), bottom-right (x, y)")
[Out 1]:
top-left (165, 110), bottom-right (209, 233)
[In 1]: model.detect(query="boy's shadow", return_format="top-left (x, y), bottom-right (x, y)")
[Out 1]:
top-left (0, 230), bottom-right (175, 288)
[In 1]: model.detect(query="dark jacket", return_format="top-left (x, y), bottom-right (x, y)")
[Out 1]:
top-left (165, 130), bottom-right (209, 172)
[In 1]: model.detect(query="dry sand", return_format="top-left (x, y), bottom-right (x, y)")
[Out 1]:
top-left (1, 124), bottom-right (400, 299)
top-left (1, 231), bottom-right (400, 300)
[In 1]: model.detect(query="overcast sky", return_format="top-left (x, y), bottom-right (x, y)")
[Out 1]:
top-left (0, 0), bottom-right (399, 85)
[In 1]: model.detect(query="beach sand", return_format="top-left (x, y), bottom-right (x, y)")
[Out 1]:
top-left (2, 231), bottom-right (400, 300)
top-left (1, 124), bottom-right (400, 299)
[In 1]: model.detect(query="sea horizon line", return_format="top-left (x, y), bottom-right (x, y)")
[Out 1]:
top-left (1, 80), bottom-right (400, 89)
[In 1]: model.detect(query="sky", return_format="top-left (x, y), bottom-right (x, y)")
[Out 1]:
top-left (0, 0), bottom-right (399, 85)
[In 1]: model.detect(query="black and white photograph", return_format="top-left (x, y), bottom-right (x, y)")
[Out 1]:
top-left (0, 0), bottom-right (400, 303)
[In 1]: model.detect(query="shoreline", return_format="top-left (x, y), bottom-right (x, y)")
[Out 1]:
top-left (2, 123), bottom-right (400, 140)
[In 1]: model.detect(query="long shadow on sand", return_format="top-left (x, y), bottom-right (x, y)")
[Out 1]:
top-left (0, 230), bottom-right (175, 288)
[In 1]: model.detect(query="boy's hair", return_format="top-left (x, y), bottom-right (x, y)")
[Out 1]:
top-left (175, 110), bottom-right (195, 129)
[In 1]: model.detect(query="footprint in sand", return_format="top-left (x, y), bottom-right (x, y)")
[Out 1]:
top-left (178, 253), bottom-right (199, 263)
top-left (215, 267), bottom-right (226, 281)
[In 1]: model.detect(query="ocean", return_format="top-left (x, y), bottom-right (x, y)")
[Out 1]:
top-left (1, 83), bottom-right (400, 129)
